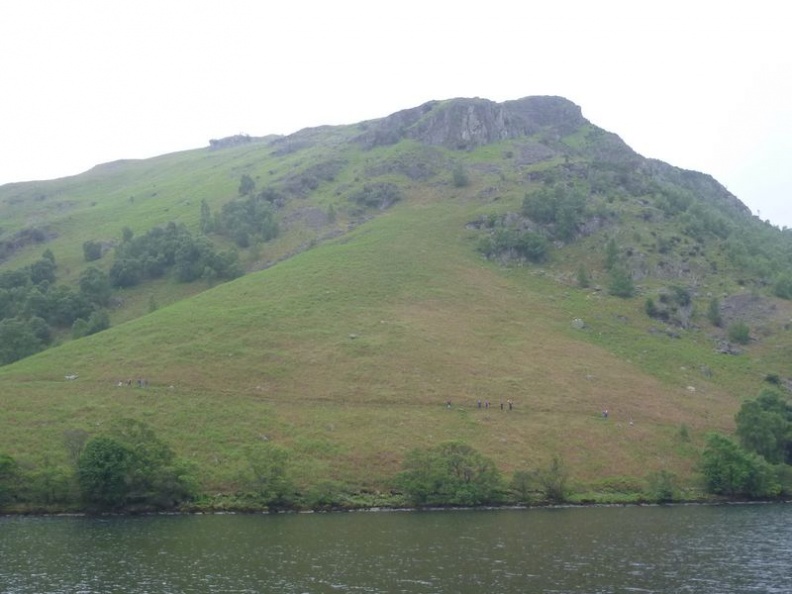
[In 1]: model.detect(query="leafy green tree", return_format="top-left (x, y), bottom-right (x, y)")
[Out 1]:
top-left (79, 267), bottom-right (112, 306)
top-left (608, 266), bottom-right (635, 298)
top-left (772, 274), bottom-right (792, 299)
top-left (77, 436), bottom-right (135, 508)
top-left (109, 258), bottom-right (143, 288)
top-left (350, 183), bottom-right (402, 210)
top-left (71, 309), bottom-right (110, 339)
top-left (28, 257), bottom-right (56, 285)
top-left (199, 199), bottom-right (214, 233)
top-left (707, 297), bottom-right (722, 327)
top-left (0, 453), bottom-right (21, 507)
top-left (77, 420), bottom-right (195, 510)
top-left (238, 174), bottom-right (256, 196)
top-left (82, 240), bottom-right (103, 262)
top-left (646, 469), bottom-right (679, 502)
top-left (242, 443), bottom-right (294, 508)
top-left (735, 391), bottom-right (792, 465)
top-left (0, 317), bottom-right (46, 365)
top-left (109, 419), bottom-right (195, 508)
top-left (537, 455), bottom-right (569, 502)
top-left (397, 441), bottom-right (503, 506)
top-left (604, 237), bottom-right (619, 271)
top-left (700, 433), bottom-right (780, 498)
top-left (576, 264), bottom-right (590, 288)
top-left (510, 470), bottom-right (537, 503)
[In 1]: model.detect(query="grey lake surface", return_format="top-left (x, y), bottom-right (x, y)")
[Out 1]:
top-left (1, 504), bottom-right (790, 593)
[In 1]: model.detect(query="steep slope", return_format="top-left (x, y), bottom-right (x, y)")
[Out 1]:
top-left (1, 96), bottom-right (791, 505)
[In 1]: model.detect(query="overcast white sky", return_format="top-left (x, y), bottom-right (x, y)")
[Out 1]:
top-left (2, 1), bottom-right (790, 227)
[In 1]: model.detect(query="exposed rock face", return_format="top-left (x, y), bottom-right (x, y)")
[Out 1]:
top-left (357, 96), bottom-right (588, 150)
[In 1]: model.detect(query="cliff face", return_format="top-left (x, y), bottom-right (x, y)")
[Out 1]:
top-left (357, 96), bottom-right (588, 150)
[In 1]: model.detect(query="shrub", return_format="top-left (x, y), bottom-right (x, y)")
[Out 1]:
top-left (0, 453), bottom-right (21, 507)
top-left (707, 298), bottom-right (722, 327)
top-left (727, 321), bottom-right (750, 345)
top-left (77, 420), bottom-right (195, 510)
top-left (241, 443), bottom-right (295, 509)
top-left (82, 240), bottom-right (102, 262)
top-left (646, 470), bottom-right (679, 502)
top-left (700, 433), bottom-right (780, 498)
top-left (510, 470), bottom-right (538, 503)
top-left (451, 163), bottom-right (470, 188)
top-left (537, 456), bottom-right (569, 502)
top-left (735, 390), bottom-right (792, 465)
top-left (397, 441), bottom-right (503, 506)
top-left (608, 267), bottom-right (635, 298)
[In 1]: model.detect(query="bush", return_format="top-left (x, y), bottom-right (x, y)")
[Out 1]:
top-left (77, 419), bottom-right (195, 510)
top-left (510, 470), bottom-right (538, 503)
top-left (83, 240), bottom-right (103, 262)
top-left (452, 163), bottom-right (470, 188)
top-left (397, 441), bottom-right (503, 506)
top-left (77, 436), bottom-right (135, 508)
top-left (735, 390), bottom-right (792, 465)
top-left (0, 453), bottom-right (21, 507)
top-left (700, 433), bottom-right (780, 498)
top-left (608, 267), bottom-right (635, 298)
top-left (727, 321), bottom-right (750, 345)
top-left (350, 183), bottom-right (402, 210)
top-left (537, 456), bottom-right (569, 502)
top-left (646, 470), bottom-right (679, 502)
top-left (241, 443), bottom-right (295, 509)
top-left (707, 298), bottom-right (722, 327)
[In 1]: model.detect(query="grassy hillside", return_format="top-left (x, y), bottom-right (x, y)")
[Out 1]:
top-left (1, 97), bottom-right (790, 508)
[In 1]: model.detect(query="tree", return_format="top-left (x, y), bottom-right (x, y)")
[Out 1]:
top-left (28, 258), bottom-right (56, 285)
top-left (0, 317), bottom-right (45, 365)
top-left (242, 443), bottom-right (294, 508)
top-left (238, 174), bottom-right (256, 196)
top-left (77, 420), bottom-right (195, 510)
top-left (0, 453), bottom-right (21, 506)
top-left (82, 240), bottom-right (103, 262)
top-left (576, 264), bottom-right (590, 288)
top-left (109, 258), bottom-right (143, 288)
top-left (608, 266), bottom-right (635, 298)
top-left (735, 391), bottom-right (792, 465)
top-left (77, 436), bottom-right (135, 508)
top-left (537, 455), bottom-right (569, 502)
top-left (700, 433), bottom-right (780, 498)
top-left (397, 441), bottom-right (503, 506)
top-left (604, 238), bottom-right (619, 271)
top-left (79, 267), bottom-right (112, 306)
top-left (707, 297), bottom-right (722, 327)
top-left (199, 199), bottom-right (213, 234)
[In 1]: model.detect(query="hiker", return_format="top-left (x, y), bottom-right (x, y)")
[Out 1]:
top-left (485, 400), bottom-right (490, 409)
top-left (477, 399), bottom-right (482, 409)
top-left (508, 399), bottom-right (513, 410)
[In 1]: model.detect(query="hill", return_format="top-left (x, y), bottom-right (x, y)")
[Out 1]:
top-left (1, 96), bottom-right (791, 510)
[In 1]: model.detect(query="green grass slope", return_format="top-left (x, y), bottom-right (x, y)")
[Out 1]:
top-left (1, 96), bottom-right (790, 504)
top-left (0, 187), bottom-right (773, 497)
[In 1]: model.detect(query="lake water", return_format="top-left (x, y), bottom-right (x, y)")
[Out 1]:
top-left (1, 504), bottom-right (790, 593)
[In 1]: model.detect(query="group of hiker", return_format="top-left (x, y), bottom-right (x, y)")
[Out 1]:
top-left (445, 399), bottom-right (515, 410)
top-left (116, 378), bottom-right (148, 388)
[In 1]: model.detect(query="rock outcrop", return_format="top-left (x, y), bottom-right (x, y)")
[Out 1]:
top-left (356, 96), bottom-right (588, 150)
